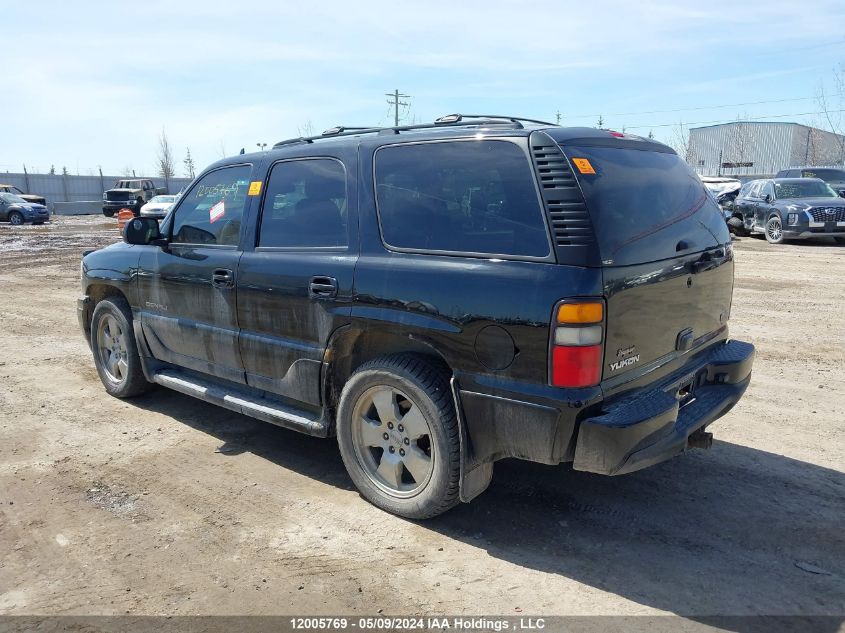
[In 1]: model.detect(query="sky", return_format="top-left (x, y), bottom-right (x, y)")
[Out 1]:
top-left (3, 0), bottom-right (845, 177)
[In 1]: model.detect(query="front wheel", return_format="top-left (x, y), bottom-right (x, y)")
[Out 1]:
top-left (336, 355), bottom-right (461, 519)
top-left (765, 215), bottom-right (785, 244)
top-left (8, 211), bottom-right (24, 225)
top-left (103, 210), bottom-right (115, 218)
top-left (90, 297), bottom-right (152, 398)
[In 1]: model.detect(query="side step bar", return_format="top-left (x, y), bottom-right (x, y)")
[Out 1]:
top-left (152, 370), bottom-right (329, 437)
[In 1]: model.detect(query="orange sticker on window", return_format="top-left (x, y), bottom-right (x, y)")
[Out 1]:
top-left (572, 158), bottom-right (596, 175)
top-left (248, 181), bottom-right (263, 196)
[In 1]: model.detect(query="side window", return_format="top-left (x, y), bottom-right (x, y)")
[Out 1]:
top-left (738, 182), bottom-right (753, 198)
top-left (761, 182), bottom-right (774, 200)
top-left (374, 140), bottom-right (550, 257)
top-left (258, 159), bottom-right (347, 248)
top-left (171, 165), bottom-right (251, 246)
top-left (747, 181), bottom-right (762, 199)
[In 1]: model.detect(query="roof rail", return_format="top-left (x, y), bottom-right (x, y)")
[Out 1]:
top-left (271, 114), bottom-right (557, 149)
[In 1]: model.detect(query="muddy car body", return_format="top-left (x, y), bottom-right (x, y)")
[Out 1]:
top-left (78, 115), bottom-right (755, 518)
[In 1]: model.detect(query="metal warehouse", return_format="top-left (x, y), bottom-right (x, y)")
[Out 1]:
top-left (687, 121), bottom-right (845, 178)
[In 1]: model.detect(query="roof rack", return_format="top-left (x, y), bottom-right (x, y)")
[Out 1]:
top-left (272, 114), bottom-right (557, 149)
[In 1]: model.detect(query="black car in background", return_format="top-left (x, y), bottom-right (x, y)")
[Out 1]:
top-left (775, 167), bottom-right (845, 196)
top-left (78, 115), bottom-right (754, 519)
top-left (734, 177), bottom-right (845, 244)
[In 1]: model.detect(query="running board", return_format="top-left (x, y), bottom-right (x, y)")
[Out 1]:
top-left (152, 370), bottom-right (328, 437)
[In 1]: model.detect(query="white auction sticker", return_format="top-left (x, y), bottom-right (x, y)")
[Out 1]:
top-left (209, 199), bottom-right (225, 223)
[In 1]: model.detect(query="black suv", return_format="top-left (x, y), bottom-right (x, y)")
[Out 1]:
top-left (734, 178), bottom-right (845, 244)
top-left (775, 167), bottom-right (845, 196)
top-left (78, 115), bottom-right (755, 519)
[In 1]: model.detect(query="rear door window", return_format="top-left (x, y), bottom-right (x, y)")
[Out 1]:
top-left (374, 140), bottom-right (550, 258)
top-left (564, 145), bottom-right (728, 265)
top-left (258, 158), bottom-right (347, 248)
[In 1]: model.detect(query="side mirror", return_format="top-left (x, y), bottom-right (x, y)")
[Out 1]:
top-left (763, 194), bottom-right (773, 203)
top-left (838, 189), bottom-right (845, 198)
top-left (124, 217), bottom-right (162, 245)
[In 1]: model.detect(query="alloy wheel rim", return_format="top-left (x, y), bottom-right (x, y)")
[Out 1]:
top-left (767, 219), bottom-right (782, 241)
top-left (350, 385), bottom-right (435, 498)
top-left (97, 314), bottom-right (129, 383)
top-left (10, 214), bottom-right (22, 225)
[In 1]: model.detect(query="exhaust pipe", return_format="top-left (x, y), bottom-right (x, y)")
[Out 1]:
top-left (688, 430), bottom-right (713, 450)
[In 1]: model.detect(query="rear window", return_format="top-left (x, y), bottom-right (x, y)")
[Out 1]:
top-left (565, 145), bottom-right (728, 265)
top-left (802, 169), bottom-right (845, 181)
top-left (374, 140), bottom-right (550, 258)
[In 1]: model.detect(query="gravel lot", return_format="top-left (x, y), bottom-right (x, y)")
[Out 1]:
top-left (0, 216), bottom-right (843, 621)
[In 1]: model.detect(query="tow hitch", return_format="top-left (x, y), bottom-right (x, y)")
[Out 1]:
top-left (688, 429), bottom-right (713, 450)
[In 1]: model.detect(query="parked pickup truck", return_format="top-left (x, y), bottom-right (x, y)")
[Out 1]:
top-left (102, 179), bottom-right (164, 217)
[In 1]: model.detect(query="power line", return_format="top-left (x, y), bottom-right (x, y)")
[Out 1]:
top-left (624, 108), bottom-right (845, 131)
top-left (385, 89), bottom-right (411, 126)
top-left (563, 93), bottom-right (844, 120)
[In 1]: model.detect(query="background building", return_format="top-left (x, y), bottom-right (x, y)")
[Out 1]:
top-left (687, 121), bottom-right (845, 179)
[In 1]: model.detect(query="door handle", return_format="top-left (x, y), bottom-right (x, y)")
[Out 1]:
top-left (212, 268), bottom-right (234, 287)
top-left (309, 276), bottom-right (338, 298)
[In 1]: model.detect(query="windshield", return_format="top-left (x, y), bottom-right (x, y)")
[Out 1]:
top-left (150, 195), bottom-right (176, 203)
top-left (566, 145), bottom-right (728, 265)
top-left (774, 181), bottom-right (838, 199)
top-left (0, 192), bottom-right (28, 204)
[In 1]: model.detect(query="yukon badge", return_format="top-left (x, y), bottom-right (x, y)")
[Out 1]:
top-left (610, 345), bottom-right (640, 371)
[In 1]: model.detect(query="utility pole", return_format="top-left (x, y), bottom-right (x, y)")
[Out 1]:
top-left (386, 89), bottom-right (410, 126)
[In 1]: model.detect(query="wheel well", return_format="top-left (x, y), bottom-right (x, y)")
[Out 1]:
top-left (324, 329), bottom-right (453, 431)
top-left (84, 284), bottom-right (128, 335)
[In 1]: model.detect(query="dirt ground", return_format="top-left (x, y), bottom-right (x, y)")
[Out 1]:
top-left (0, 216), bottom-right (843, 621)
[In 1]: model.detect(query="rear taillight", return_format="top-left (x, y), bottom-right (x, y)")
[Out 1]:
top-left (550, 299), bottom-right (604, 388)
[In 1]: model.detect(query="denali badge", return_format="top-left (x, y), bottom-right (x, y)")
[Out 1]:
top-left (610, 355), bottom-right (640, 371)
top-left (616, 345), bottom-right (637, 358)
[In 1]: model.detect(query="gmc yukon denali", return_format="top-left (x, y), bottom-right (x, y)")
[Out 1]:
top-left (78, 115), bottom-right (755, 518)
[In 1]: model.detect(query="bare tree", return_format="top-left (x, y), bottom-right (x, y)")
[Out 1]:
top-left (815, 62), bottom-right (845, 164)
top-left (183, 147), bottom-right (196, 179)
top-left (669, 122), bottom-right (693, 164)
top-left (156, 128), bottom-right (176, 190)
top-left (297, 121), bottom-right (314, 137)
top-left (596, 115), bottom-right (604, 128)
top-left (725, 115), bottom-right (755, 175)
top-left (121, 165), bottom-right (134, 177)
top-left (48, 165), bottom-right (55, 175)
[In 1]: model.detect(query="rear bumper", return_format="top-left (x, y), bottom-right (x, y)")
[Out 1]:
top-left (457, 338), bottom-right (754, 477)
top-left (573, 339), bottom-right (754, 475)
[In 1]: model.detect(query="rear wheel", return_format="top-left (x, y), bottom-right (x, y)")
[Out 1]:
top-left (765, 215), bottom-right (785, 244)
top-left (834, 237), bottom-right (845, 245)
top-left (8, 211), bottom-right (24, 225)
top-left (90, 297), bottom-right (152, 398)
top-left (103, 210), bottom-right (115, 218)
top-left (336, 355), bottom-right (460, 519)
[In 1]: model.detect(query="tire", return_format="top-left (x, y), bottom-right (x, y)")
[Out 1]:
top-left (727, 216), bottom-right (747, 236)
top-left (336, 354), bottom-right (460, 519)
top-left (103, 210), bottom-right (115, 218)
top-left (834, 237), bottom-right (845, 245)
top-left (90, 297), bottom-right (152, 398)
top-left (8, 211), bottom-right (24, 226)
top-left (765, 215), bottom-right (785, 244)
